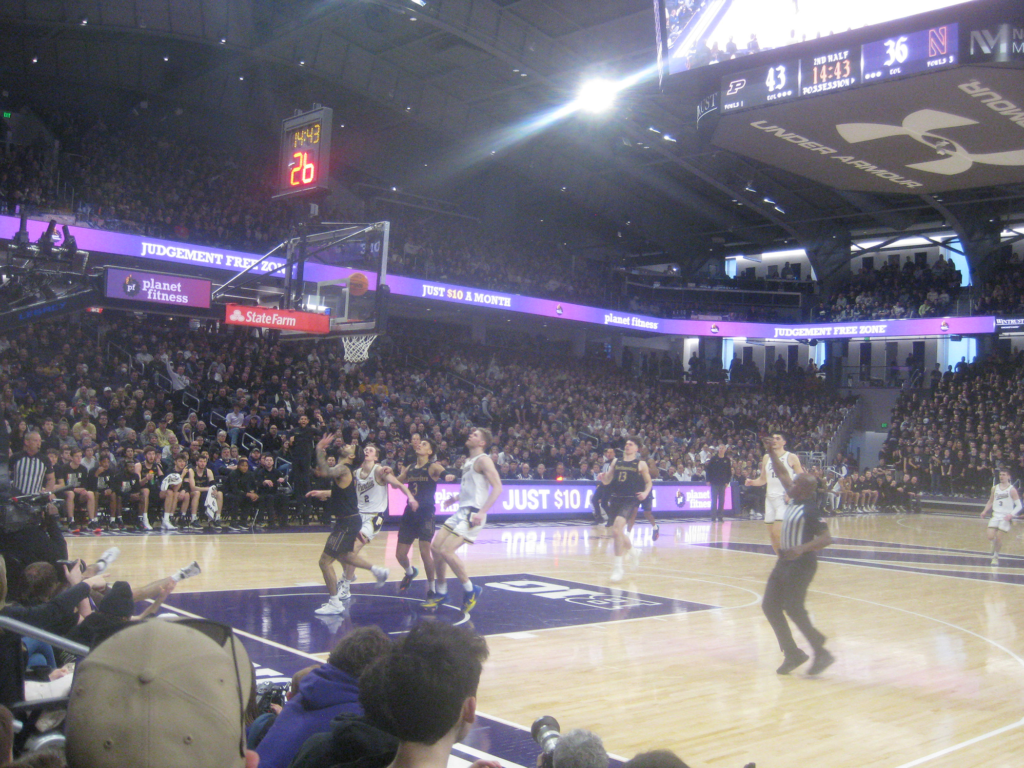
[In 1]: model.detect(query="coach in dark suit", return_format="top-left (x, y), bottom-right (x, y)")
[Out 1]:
top-left (704, 443), bottom-right (732, 522)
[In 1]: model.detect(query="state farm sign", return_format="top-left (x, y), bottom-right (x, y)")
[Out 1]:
top-left (224, 304), bottom-right (330, 334)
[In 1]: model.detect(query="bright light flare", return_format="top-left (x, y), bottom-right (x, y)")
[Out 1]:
top-left (575, 79), bottom-right (618, 113)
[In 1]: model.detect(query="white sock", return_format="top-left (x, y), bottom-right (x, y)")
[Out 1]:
top-left (436, 581), bottom-right (448, 595)
top-left (614, 556), bottom-right (623, 567)
top-left (462, 580), bottom-right (474, 593)
top-left (427, 580), bottom-right (435, 592)
top-left (405, 566), bottom-right (415, 576)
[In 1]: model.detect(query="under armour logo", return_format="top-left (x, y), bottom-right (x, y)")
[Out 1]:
top-left (836, 109), bottom-right (1024, 175)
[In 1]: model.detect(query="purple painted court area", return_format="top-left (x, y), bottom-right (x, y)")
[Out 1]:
top-left (164, 574), bottom-right (675, 768)
top-left (165, 573), bottom-right (719, 657)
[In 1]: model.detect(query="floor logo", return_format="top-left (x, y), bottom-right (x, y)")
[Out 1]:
top-left (487, 578), bottom-right (660, 610)
top-left (836, 109), bottom-right (1024, 175)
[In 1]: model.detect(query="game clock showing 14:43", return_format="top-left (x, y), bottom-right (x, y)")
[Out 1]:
top-left (274, 106), bottom-right (333, 199)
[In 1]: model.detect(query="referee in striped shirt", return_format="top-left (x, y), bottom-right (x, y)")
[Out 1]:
top-left (8, 431), bottom-right (55, 496)
top-left (3, 430), bottom-right (69, 575)
top-left (762, 445), bottom-right (835, 676)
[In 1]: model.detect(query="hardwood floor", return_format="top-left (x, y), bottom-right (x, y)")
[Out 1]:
top-left (64, 513), bottom-right (1024, 768)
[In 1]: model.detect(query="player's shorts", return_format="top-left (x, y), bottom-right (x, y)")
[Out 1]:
top-left (443, 506), bottom-right (484, 543)
top-left (324, 514), bottom-right (362, 557)
top-left (359, 512), bottom-right (385, 543)
top-left (605, 496), bottom-right (639, 527)
top-left (765, 495), bottom-right (787, 524)
top-left (988, 514), bottom-right (1013, 533)
top-left (397, 507), bottom-right (436, 545)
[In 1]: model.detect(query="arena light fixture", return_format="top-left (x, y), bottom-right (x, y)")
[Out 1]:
top-left (575, 79), bottom-right (617, 113)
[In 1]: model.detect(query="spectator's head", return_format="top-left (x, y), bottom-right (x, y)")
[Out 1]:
top-left (237, 457), bottom-right (249, 473)
top-left (327, 625), bottom-right (391, 677)
top-left (65, 619), bottom-right (256, 768)
top-left (22, 562), bottom-right (60, 603)
top-left (623, 750), bottom-right (691, 768)
top-left (261, 454), bottom-right (274, 470)
top-left (359, 621), bottom-right (488, 747)
top-left (553, 730), bottom-right (609, 768)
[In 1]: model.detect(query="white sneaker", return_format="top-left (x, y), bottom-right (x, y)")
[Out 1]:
top-left (610, 565), bottom-right (624, 583)
top-left (139, 514), bottom-right (153, 531)
top-left (372, 566), bottom-right (389, 586)
top-left (336, 580), bottom-right (351, 600)
top-left (94, 547), bottom-right (120, 575)
top-left (172, 561), bottom-right (202, 582)
top-left (315, 598), bottom-right (346, 615)
top-left (161, 514), bottom-right (177, 531)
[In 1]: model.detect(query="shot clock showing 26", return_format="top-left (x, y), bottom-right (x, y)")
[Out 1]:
top-left (275, 106), bottom-right (333, 199)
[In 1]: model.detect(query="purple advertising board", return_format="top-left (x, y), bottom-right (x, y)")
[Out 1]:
top-left (105, 267), bottom-right (211, 309)
top-left (0, 215), bottom-right (995, 340)
top-left (386, 481), bottom-right (732, 519)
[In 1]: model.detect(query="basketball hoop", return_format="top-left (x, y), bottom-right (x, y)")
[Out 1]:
top-left (342, 333), bottom-right (378, 363)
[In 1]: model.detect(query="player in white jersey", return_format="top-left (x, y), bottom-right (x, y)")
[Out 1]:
top-left (422, 428), bottom-right (502, 613)
top-left (980, 468), bottom-right (1022, 567)
top-left (745, 433), bottom-right (803, 552)
top-left (337, 443), bottom-right (418, 597)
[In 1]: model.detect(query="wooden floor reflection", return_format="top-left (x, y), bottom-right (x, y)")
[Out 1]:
top-left (66, 513), bottom-right (1024, 768)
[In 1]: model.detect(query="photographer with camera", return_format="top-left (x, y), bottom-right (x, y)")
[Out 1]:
top-left (533, 718), bottom-right (608, 768)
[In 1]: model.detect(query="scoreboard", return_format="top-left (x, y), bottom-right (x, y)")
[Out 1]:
top-left (721, 22), bottom-right (958, 113)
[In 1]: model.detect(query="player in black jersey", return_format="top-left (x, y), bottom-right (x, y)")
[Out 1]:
top-left (309, 433), bottom-right (394, 615)
top-left (137, 446), bottom-right (163, 531)
top-left (598, 437), bottom-right (652, 583)
top-left (396, 436), bottom-right (445, 595)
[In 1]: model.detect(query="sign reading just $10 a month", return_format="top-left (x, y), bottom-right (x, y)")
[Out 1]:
top-left (104, 267), bottom-right (211, 308)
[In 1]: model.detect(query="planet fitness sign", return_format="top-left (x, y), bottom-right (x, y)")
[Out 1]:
top-left (104, 268), bottom-right (211, 308)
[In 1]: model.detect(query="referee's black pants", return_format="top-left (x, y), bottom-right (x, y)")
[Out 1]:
top-left (710, 483), bottom-right (728, 519)
top-left (762, 555), bottom-right (826, 658)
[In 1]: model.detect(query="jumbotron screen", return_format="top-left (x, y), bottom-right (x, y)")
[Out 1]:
top-left (659, 0), bottom-right (980, 77)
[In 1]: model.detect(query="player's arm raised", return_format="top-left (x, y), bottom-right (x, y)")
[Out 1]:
top-left (745, 454), bottom-right (770, 487)
top-left (379, 465), bottom-right (418, 511)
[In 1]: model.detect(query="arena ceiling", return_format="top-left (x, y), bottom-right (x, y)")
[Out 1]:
top-left (2, 0), bottom-right (1023, 281)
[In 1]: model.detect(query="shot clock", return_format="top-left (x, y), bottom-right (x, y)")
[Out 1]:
top-left (274, 106), bottom-right (333, 199)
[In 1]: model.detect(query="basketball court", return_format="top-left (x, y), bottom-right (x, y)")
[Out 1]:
top-left (65, 513), bottom-right (1024, 768)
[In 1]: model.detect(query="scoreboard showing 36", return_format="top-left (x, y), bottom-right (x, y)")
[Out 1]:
top-left (274, 106), bottom-right (333, 199)
top-left (721, 23), bottom-right (958, 113)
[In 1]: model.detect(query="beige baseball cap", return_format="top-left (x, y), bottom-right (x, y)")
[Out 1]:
top-left (66, 619), bottom-right (253, 768)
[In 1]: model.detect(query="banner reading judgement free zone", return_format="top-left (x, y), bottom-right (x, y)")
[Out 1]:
top-left (0, 215), bottom-right (994, 340)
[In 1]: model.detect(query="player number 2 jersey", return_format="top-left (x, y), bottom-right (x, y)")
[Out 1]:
top-left (356, 464), bottom-right (388, 515)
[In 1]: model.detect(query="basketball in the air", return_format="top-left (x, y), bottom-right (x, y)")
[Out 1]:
top-left (349, 273), bottom-right (369, 296)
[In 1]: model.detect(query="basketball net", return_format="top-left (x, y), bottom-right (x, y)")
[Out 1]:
top-left (342, 333), bottom-right (378, 363)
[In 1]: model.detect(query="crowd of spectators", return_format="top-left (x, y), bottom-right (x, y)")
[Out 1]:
top-left (0, 308), bottom-right (855, 531)
top-left (973, 255), bottom-right (1024, 316)
top-left (1, 107), bottom-right (620, 309)
top-left (878, 351), bottom-right (1024, 498)
top-left (816, 256), bottom-right (963, 322)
